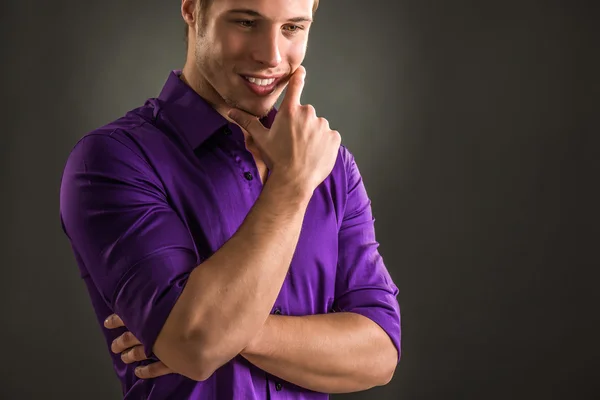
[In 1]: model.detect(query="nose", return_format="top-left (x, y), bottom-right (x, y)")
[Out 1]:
top-left (251, 28), bottom-right (282, 68)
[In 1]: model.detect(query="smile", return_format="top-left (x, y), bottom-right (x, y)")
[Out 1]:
top-left (244, 77), bottom-right (276, 86)
top-left (241, 75), bottom-right (283, 96)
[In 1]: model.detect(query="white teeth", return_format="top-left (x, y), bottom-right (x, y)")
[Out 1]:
top-left (246, 77), bottom-right (275, 86)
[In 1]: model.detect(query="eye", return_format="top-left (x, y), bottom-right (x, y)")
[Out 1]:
top-left (236, 19), bottom-right (256, 28)
top-left (283, 24), bottom-right (303, 33)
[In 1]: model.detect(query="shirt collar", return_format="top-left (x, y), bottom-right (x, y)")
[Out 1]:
top-left (156, 69), bottom-right (277, 149)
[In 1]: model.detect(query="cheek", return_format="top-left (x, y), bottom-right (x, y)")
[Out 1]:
top-left (218, 31), bottom-right (249, 59)
top-left (286, 41), bottom-right (308, 65)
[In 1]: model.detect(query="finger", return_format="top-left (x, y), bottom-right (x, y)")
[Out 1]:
top-left (104, 314), bottom-right (125, 329)
top-left (111, 331), bottom-right (142, 354)
top-left (280, 65), bottom-right (306, 110)
top-left (227, 109), bottom-right (269, 137)
top-left (135, 361), bottom-right (174, 380)
top-left (121, 345), bottom-right (148, 364)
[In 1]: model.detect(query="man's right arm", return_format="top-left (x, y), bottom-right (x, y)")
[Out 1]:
top-left (60, 133), bottom-right (312, 382)
top-left (156, 171), bottom-right (312, 381)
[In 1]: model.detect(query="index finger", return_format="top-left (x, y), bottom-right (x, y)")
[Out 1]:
top-left (104, 314), bottom-right (125, 329)
top-left (280, 66), bottom-right (306, 109)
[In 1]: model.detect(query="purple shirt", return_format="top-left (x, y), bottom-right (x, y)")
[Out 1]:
top-left (59, 70), bottom-right (401, 399)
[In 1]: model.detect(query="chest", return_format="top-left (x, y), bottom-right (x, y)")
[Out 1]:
top-left (157, 136), bottom-right (342, 315)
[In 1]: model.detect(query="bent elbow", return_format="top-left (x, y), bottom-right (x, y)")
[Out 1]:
top-left (379, 365), bottom-right (396, 386)
top-left (377, 349), bottom-right (399, 386)
top-left (185, 347), bottom-right (222, 382)
top-left (154, 313), bottom-right (243, 381)
top-left (152, 330), bottom-right (216, 382)
top-left (177, 332), bottom-right (238, 382)
top-left (153, 340), bottom-right (217, 382)
top-left (186, 363), bottom-right (216, 382)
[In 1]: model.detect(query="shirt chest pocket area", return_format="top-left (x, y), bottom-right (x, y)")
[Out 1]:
top-left (278, 217), bottom-right (339, 316)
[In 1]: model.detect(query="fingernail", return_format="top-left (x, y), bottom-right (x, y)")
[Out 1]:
top-left (135, 367), bottom-right (142, 377)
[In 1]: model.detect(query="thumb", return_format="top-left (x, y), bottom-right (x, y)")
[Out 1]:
top-left (227, 109), bottom-right (269, 136)
top-left (280, 66), bottom-right (306, 110)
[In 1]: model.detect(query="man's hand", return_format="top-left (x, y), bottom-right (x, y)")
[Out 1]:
top-left (104, 314), bottom-right (174, 379)
top-left (228, 66), bottom-right (341, 196)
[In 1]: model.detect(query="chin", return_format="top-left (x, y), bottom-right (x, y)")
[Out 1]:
top-left (233, 98), bottom-right (277, 118)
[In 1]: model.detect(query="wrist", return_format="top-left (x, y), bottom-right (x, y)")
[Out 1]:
top-left (242, 316), bottom-right (272, 357)
top-left (265, 170), bottom-right (314, 206)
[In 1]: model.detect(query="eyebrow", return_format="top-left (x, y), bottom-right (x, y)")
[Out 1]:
top-left (227, 8), bottom-right (313, 23)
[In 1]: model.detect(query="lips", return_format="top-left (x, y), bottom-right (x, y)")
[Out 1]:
top-left (241, 75), bottom-right (283, 96)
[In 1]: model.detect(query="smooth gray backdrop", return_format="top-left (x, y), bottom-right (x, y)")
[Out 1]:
top-left (1, 0), bottom-right (598, 399)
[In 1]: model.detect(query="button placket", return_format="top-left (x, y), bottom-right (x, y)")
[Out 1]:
top-left (225, 124), bottom-right (262, 190)
top-left (224, 126), bottom-right (255, 185)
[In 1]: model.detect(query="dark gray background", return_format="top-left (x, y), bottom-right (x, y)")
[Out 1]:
top-left (1, 0), bottom-right (598, 399)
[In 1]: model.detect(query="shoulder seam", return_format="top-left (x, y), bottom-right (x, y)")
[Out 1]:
top-left (83, 121), bottom-right (154, 170)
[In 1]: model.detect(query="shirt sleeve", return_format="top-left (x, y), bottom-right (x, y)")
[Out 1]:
top-left (333, 148), bottom-right (402, 362)
top-left (60, 133), bottom-right (198, 358)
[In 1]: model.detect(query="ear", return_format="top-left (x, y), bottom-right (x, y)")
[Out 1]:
top-left (181, 0), bottom-right (197, 29)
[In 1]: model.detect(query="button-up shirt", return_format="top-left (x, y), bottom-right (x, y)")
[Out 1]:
top-left (59, 70), bottom-right (401, 399)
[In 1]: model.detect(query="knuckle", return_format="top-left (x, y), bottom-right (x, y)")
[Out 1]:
top-left (134, 346), bottom-right (146, 361)
top-left (284, 104), bottom-right (297, 117)
top-left (145, 363), bottom-right (161, 378)
top-left (121, 331), bottom-right (132, 344)
top-left (241, 120), bottom-right (252, 130)
top-left (331, 130), bottom-right (341, 142)
top-left (303, 104), bottom-right (316, 116)
top-left (121, 349), bottom-right (131, 364)
top-left (136, 367), bottom-right (146, 378)
top-left (148, 363), bottom-right (159, 374)
top-left (113, 337), bottom-right (124, 352)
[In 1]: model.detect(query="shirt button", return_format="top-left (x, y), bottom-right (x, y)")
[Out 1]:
top-left (274, 308), bottom-right (281, 315)
top-left (223, 126), bottom-right (232, 136)
top-left (244, 172), bottom-right (253, 181)
top-left (275, 382), bottom-right (283, 391)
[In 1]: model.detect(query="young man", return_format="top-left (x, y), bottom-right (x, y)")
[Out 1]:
top-left (59, 0), bottom-right (401, 398)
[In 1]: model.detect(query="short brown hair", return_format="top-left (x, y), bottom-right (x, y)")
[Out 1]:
top-left (184, 0), bottom-right (320, 45)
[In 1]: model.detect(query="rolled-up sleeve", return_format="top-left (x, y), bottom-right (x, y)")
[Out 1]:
top-left (60, 133), bottom-right (198, 357)
top-left (334, 149), bottom-right (401, 362)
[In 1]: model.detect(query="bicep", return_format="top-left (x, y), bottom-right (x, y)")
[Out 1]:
top-left (60, 134), bottom-right (199, 362)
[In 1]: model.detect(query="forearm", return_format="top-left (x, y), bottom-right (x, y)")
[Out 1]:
top-left (169, 173), bottom-right (312, 373)
top-left (240, 313), bottom-right (398, 393)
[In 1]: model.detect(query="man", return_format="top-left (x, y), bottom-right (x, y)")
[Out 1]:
top-left (59, 0), bottom-right (401, 398)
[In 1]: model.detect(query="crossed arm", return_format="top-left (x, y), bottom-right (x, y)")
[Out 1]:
top-left (104, 168), bottom-right (400, 392)
top-left (61, 135), bottom-right (400, 394)
top-left (108, 310), bottom-right (397, 393)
